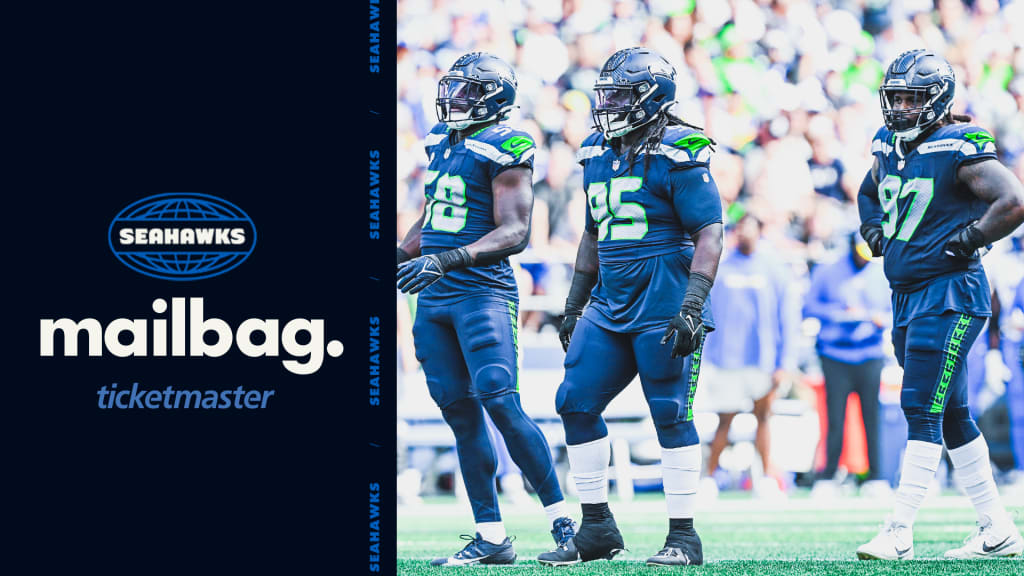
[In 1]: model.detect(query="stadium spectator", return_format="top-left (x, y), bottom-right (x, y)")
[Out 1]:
top-left (701, 213), bottom-right (801, 497)
top-left (803, 232), bottom-right (891, 495)
top-left (807, 115), bottom-right (851, 203)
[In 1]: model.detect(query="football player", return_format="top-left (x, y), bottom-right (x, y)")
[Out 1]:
top-left (856, 49), bottom-right (1024, 560)
top-left (396, 52), bottom-right (575, 566)
top-left (538, 47), bottom-right (723, 567)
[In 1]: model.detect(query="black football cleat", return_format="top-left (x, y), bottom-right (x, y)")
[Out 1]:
top-left (429, 533), bottom-right (516, 567)
top-left (572, 511), bottom-right (625, 562)
top-left (537, 516), bottom-right (580, 566)
top-left (646, 529), bottom-right (703, 566)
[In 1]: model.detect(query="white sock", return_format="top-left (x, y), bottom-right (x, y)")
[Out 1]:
top-left (892, 440), bottom-right (942, 527)
top-left (948, 435), bottom-right (1011, 527)
top-left (662, 444), bottom-right (701, 519)
top-left (567, 436), bottom-right (610, 504)
top-left (476, 521), bottom-right (506, 544)
top-left (544, 501), bottom-right (568, 524)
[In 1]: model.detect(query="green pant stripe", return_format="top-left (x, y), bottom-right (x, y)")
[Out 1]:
top-left (929, 314), bottom-right (973, 413)
top-left (685, 333), bottom-right (705, 422)
top-left (507, 300), bottom-right (520, 392)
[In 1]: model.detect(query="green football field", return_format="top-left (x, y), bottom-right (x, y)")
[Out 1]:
top-left (398, 492), bottom-right (1024, 575)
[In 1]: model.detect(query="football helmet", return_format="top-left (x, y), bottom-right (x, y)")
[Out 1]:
top-left (436, 52), bottom-right (517, 130)
top-left (879, 49), bottom-right (955, 141)
top-left (592, 47), bottom-right (676, 139)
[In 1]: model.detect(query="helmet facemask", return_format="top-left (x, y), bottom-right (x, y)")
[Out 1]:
top-left (436, 76), bottom-right (504, 130)
top-left (879, 83), bottom-right (948, 141)
top-left (592, 81), bottom-right (658, 138)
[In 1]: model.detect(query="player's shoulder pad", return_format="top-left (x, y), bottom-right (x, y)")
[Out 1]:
top-left (464, 123), bottom-right (536, 167)
top-left (918, 123), bottom-right (997, 157)
top-left (424, 123), bottom-right (450, 152)
top-left (869, 125), bottom-right (894, 156)
top-left (576, 130), bottom-right (607, 165)
top-left (659, 125), bottom-right (713, 167)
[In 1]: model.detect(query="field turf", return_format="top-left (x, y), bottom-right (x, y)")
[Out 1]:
top-left (398, 491), bottom-right (1024, 575)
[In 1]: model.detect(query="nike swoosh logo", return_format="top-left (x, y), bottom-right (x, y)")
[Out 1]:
top-left (895, 546), bottom-right (911, 557)
top-left (448, 553), bottom-right (489, 566)
top-left (982, 536), bottom-right (1011, 554)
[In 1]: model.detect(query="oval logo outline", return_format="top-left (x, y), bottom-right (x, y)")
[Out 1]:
top-left (109, 193), bottom-right (257, 281)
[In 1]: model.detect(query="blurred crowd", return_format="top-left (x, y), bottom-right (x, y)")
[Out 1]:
top-left (399, 0), bottom-right (1024, 289)
top-left (397, 0), bottom-right (1024, 487)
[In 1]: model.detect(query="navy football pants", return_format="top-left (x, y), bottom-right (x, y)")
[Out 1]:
top-left (892, 311), bottom-right (985, 449)
top-left (413, 296), bottom-right (562, 523)
top-left (557, 315), bottom-right (704, 449)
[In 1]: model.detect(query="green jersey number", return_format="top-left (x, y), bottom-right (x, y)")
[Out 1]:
top-left (586, 176), bottom-right (648, 241)
top-left (423, 171), bottom-right (468, 233)
top-left (878, 175), bottom-right (934, 242)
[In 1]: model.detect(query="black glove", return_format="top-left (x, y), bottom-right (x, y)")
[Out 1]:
top-left (397, 246), bottom-right (413, 265)
top-left (944, 223), bottom-right (986, 260)
top-left (661, 302), bottom-right (704, 359)
top-left (661, 271), bottom-right (713, 359)
top-left (396, 247), bottom-right (471, 294)
top-left (558, 314), bottom-right (580, 352)
top-left (559, 270), bottom-right (598, 352)
top-left (859, 223), bottom-right (884, 258)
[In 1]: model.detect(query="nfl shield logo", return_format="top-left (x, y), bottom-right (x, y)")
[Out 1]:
top-left (612, 159), bottom-right (620, 170)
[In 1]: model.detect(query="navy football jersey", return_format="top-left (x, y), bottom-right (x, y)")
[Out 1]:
top-left (577, 125), bottom-right (722, 332)
top-left (867, 123), bottom-right (996, 323)
top-left (418, 122), bottom-right (536, 306)
top-left (869, 123), bottom-right (995, 290)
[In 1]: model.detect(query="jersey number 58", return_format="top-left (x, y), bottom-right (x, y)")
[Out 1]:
top-left (423, 170), bottom-right (468, 233)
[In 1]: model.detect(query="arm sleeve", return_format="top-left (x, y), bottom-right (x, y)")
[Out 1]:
top-left (671, 166), bottom-right (723, 234)
top-left (857, 170), bottom-right (883, 228)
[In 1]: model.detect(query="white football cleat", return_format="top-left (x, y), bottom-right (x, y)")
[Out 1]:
top-left (857, 518), bottom-right (914, 560)
top-left (944, 515), bottom-right (1023, 559)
